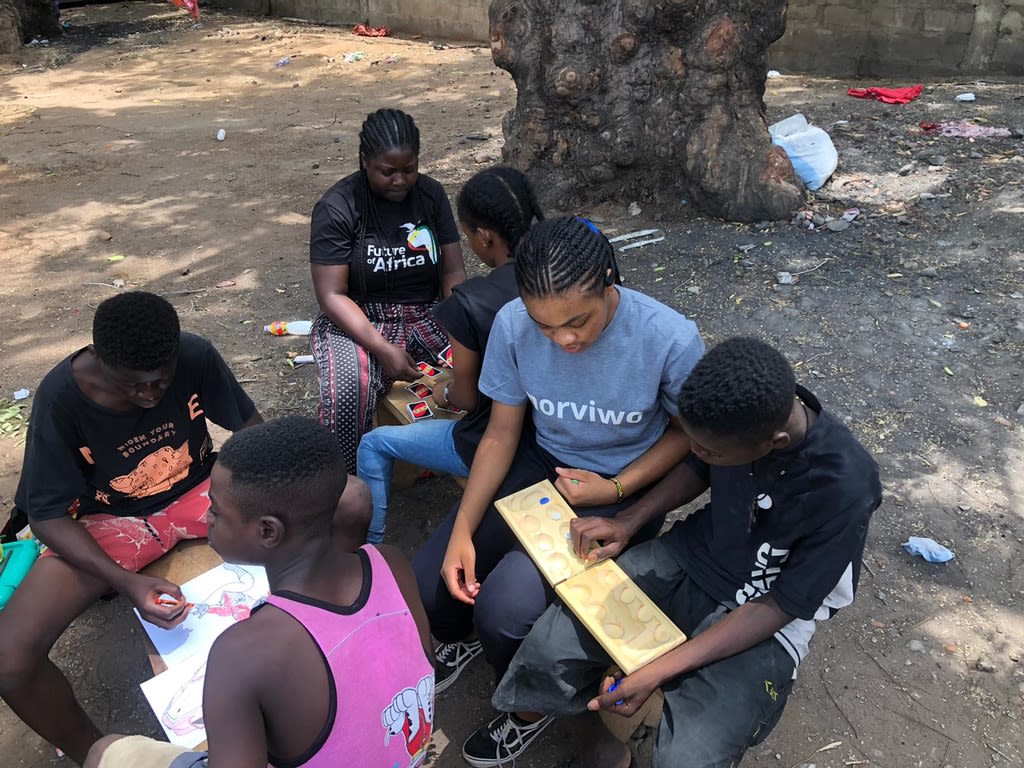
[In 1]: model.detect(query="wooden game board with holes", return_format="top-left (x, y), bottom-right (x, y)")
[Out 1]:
top-left (494, 480), bottom-right (687, 674)
top-left (556, 559), bottom-right (687, 674)
top-left (494, 479), bottom-right (588, 585)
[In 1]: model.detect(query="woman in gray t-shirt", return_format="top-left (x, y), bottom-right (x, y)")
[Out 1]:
top-left (412, 216), bottom-right (705, 768)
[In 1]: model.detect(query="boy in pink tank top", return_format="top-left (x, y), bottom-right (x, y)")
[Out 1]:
top-left (85, 416), bottom-right (435, 768)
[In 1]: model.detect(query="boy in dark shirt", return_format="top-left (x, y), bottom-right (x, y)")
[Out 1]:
top-left (0, 292), bottom-right (263, 766)
top-left (488, 337), bottom-right (881, 768)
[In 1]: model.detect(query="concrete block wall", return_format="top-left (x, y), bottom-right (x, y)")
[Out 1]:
top-left (208, 0), bottom-right (490, 41)
top-left (771, 0), bottom-right (1024, 76)
top-left (205, 0), bottom-right (1021, 76)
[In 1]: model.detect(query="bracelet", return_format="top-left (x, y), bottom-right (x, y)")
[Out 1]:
top-left (611, 477), bottom-right (624, 503)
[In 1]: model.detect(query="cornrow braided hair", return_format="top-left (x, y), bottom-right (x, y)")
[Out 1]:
top-left (514, 215), bottom-right (621, 297)
top-left (456, 166), bottom-right (544, 253)
top-left (351, 109), bottom-right (434, 300)
top-left (358, 108), bottom-right (420, 160)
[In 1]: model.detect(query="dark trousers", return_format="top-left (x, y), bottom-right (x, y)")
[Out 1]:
top-left (413, 439), bottom-right (664, 682)
top-left (494, 538), bottom-right (797, 768)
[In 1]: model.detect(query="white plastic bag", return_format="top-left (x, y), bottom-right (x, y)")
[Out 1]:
top-left (769, 114), bottom-right (838, 191)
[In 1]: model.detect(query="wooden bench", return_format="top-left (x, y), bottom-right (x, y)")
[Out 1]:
top-left (375, 370), bottom-right (467, 490)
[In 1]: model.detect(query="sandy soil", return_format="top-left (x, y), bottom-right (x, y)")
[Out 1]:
top-left (1, 4), bottom-right (1023, 767)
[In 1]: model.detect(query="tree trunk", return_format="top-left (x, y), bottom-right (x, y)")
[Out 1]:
top-left (0, 0), bottom-right (61, 54)
top-left (489, 0), bottom-right (802, 223)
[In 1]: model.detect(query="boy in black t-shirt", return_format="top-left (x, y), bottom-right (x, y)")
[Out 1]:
top-left (488, 338), bottom-right (881, 768)
top-left (0, 292), bottom-right (264, 766)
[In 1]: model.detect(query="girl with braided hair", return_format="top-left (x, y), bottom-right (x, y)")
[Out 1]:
top-left (356, 166), bottom-right (544, 544)
top-left (310, 109), bottom-right (466, 472)
top-left (412, 215), bottom-right (706, 767)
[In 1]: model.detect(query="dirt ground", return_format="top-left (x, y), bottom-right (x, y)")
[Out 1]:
top-left (1, 4), bottom-right (1023, 767)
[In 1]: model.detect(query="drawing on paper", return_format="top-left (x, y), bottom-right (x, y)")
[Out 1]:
top-left (162, 661), bottom-right (207, 736)
top-left (135, 562), bottom-right (269, 670)
top-left (190, 562), bottom-right (260, 621)
top-left (140, 652), bottom-right (210, 749)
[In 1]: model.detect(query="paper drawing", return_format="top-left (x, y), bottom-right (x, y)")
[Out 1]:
top-left (135, 562), bottom-right (269, 670)
top-left (140, 652), bottom-right (209, 748)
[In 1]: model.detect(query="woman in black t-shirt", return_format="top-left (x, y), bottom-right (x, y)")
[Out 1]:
top-left (309, 109), bottom-right (466, 472)
top-left (356, 167), bottom-right (544, 543)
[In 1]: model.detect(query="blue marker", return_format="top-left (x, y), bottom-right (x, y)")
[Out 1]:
top-left (607, 679), bottom-right (624, 706)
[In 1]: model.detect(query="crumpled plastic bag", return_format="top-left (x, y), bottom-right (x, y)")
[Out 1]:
top-left (769, 114), bottom-right (838, 191)
top-left (902, 536), bottom-right (955, 563)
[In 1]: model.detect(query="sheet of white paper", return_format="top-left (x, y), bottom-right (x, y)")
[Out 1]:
top-left (140, 652), bottom-right (209, 748)
top-left (135, 562), bottom-right (269, 670)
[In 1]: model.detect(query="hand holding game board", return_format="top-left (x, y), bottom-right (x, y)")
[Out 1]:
top-left (495, 480), bottom-right (686, 674)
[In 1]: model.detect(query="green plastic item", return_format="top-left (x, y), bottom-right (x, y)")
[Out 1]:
top-left (0, 539), bottom-right (40, 610)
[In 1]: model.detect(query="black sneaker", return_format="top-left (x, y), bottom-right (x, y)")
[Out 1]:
top-left (434, 638), bottom-right (483, 693)
top-left (461, 711), bottom-right (553, 767)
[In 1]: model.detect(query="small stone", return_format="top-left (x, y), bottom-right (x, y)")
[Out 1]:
top-left (1017, 403), bottom-right (1024, 416)
top-left (908, 639), bottom-right (927, 653)
top-left (1010, 292), bottom-right (1023, 299)
top-left (686, 285), bottom-right (701, 295)
top-left (736, 244), bottom-right (757, 253)
top-left (98, 230), bottom-right (112, 241)
top-left (826, 219), bottom-right (851, 232)
top-left (587, 215), bottom-right (606, 224)
top-left (927, 155), bottom-right (946, 166)
top-left (969, 151), bottom-right (984, 160)
top-left (975, 656), bottom-right (996, 673)
top-left (473, 151), bottom-right (496, 164)
top-left (920, 267), bottom-right (938, 278)
top-left (311, 162), bottom-right (320, 170)
top-left (1010, 156), bottom-right (1024, 165)
top-left (627, 202), bottom-right (641, 217)
top-left (752, 220), bottom-right (771, 231)
top-left (812, 214), bottom-right (826, 227)
top-left (898, 162), bottom-right (915, 176)
top-left (776, 271), bottom-right (794, 285)
top-left (1011, 128), bottom-right (1024, 140)
top-left (466, 132), bottom-right (490, 141)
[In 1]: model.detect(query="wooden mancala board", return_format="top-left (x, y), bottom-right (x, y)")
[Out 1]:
top-left (494, 480), bottom-right (686, 674)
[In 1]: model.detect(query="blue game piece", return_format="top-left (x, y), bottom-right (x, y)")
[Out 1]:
top-left (539, 497), bottom-right (549, 505)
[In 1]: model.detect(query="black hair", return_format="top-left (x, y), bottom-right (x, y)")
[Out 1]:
top-left (679, 337), bottom-right (796, 440)
top-left (456, 166), bottom-right (544, 253)
top-left (217, 416), bottom-right (347, 526)
top-left (514, 216), bottom-right (620, 297)
top-left (359, 108), bottom-right (420, 161)
top-left (93, 291), bottom-right (180, 372)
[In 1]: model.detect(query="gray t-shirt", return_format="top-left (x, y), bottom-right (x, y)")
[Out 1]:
top-left (480, 287), bottom-right (704, 476)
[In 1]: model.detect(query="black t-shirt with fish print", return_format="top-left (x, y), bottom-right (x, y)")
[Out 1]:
top-left (15, 333), bottom-right (256, 522)
top-left (309, 172), bottom-right (460, 305)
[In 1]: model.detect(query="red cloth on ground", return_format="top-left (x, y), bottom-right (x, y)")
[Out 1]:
top-left (168, 0), bottom-right (199, 20)
top-left (353, 23), bottom-right (390, 37)
top-left (847, 85), bottom-right (924, 104)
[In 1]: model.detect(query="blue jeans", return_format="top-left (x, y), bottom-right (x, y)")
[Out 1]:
top-left (356, 420), bottom-right (469, 544)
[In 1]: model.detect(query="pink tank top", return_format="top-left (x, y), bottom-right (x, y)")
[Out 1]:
top-left (263, 545), bottom-right (434, 768)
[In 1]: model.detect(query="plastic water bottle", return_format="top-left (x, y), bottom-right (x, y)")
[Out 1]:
top-left (264, 320), bottom-right (312, 336)
top-left (216, 129), bottom-right (226, 141)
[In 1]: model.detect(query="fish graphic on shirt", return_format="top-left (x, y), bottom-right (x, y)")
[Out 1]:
top-left (109, 441), bottom-right (192, 499)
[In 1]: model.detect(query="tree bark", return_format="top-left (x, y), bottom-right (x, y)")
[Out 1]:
top-left (0, 0), bottom-right (61, 54)
top-left (489, 0), bottom-right (802, 223)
